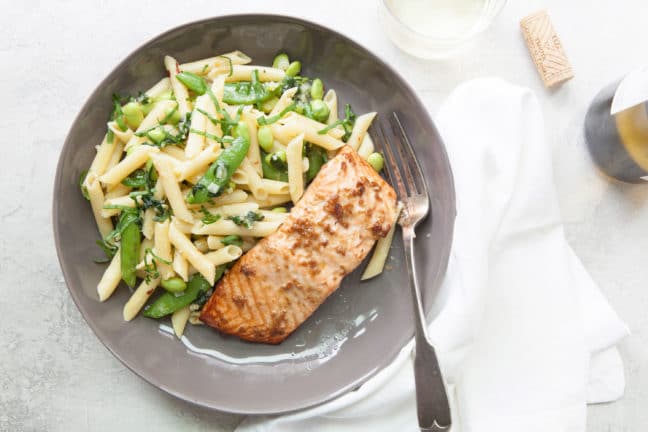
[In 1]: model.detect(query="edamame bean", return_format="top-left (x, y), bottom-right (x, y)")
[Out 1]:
top-left (310, 100), bottom-right (330, 123)
top-left (307, 145), bottom-right (327, 181)
top-left (310, 78), bottom-right (324, 100)
top-left (257, 125), bottom-right (274, 153)
top-left (265, 150), bottom-right (286, 169)
top-left (272, 53), bottom-right (290, 70)
top-left (285, 61), bottom-right (301, 77)
top-left (271, 207), bottom-right (287, 213)
top-left (122, 102), bottom-right (144, 129)
top-left (147, 127), bottom-right (166, 144)
top-left (186, 122), bottom-right (251, 203)
top-left (161, 277), bottom-right (187, 293)
top-left (261, 153), bottom-right (288, 182)
top-left (367, 152), bottom-right (384, 172)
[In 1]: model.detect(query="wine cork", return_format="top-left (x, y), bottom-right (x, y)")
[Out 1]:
top-left (520, 10), bottom-right (573, 87)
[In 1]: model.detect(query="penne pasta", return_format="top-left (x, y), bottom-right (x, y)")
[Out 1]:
top-left (123, 277), bottom-right (161, 321)
top-left (357, 133), bottom-right (375, 160)
top-left (86, 173), bottom-right (114, 238)
top-left (171, 306), bottom-right (191, 338)
top-left (104, 183), bottom-right (131, 200)
top-left (286, 134), bottom-right (304, 203)
top-left (347, 112), bottom-right (377, 151)
top-left (99, 145), bottom-right (157, 186)
top-left (172, 249), bottom-right (189, 282)
top-left (107, 121), bottom-right (134, 143)
top-left (104, 141), bottom-right (125, 174)
top-left (169, 220), bottom-right (215, 284)
top-left (145, 77), bottom-right (171, 98)
top-left (179, 50), bottom-right (252, 75)
top-left (185, 94), bottom-right (210, 158)
top-left (245, 193), bottom-right (292, 208)
top-left (97, 251), bottom-right (121, 302)
top-left (154, 220), bottom-right (174, 279)
top-left (258, 210), bottom-right (290, 223)
top-left (162, 144), bottom-right (187, 161)
top-left (88, 134), bottom-right (117, 176)
top-left (270, 87), bottom-right (298, 116)
top-left (101, 195), bottom-right (136, 218)
top-left (241, 111), bottom-right (262, 175)
top-left (204, 202), bottom-right (258, 217)
top-left (260, 179), bottom-right (290, 195)
top-left (205, 245), bottom-right (243, 266)
top-left (177, 143), bottom-right (219, 182)
top-left (152, 154), bottom-right (193, 223)
top-left (193, 237), bottom-right (209, 253)
top-left (209, 64), bottom-right (285, 82)
top-left (192, 219), bottom-right (282, 237)
top-left (272, 113), bottom-right (345, 150)
top-left (241, 159), bottom-right (268, 201)
top-left (324, 89), bottom-right (338, 124)
top-left (165, 55), bottom-right (191, 117)
top-left (361, 203), bottom-right (403, 280)
top-left (207, 235), bottom-right (226, 250)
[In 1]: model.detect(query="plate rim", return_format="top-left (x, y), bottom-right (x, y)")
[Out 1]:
top-left (52, 13), bottom-right (456, 415)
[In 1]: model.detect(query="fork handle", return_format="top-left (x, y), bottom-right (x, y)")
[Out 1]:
top-left (403, 232), bottom-right (452, 431)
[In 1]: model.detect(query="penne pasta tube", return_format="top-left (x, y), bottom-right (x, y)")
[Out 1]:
top-left (171, 306), bottom-right (191, 338)
top-left (240, 237), bottom-right (258, 252)
top-left (190, 189), bottom-right (249, 208)
top-left (179, 50), bottom-right (252, 75)
top-left (154, 220), bottom-right (174, 279)
top-left (357, 133), bottom-right (375, 160)
top-left (162, 144), bottom-right (187, 161)
top-left (97, 251), bottom-right (121, 302)
top-left (231, 168), bottom-right (248, 185)
top-left (105, 142), bottom-right (125, 173)
top-left (241, 159), bottom-right (268, 201)
top-left (107, 121), bottom-right (134, 143)
top-left (185, 94), bottom-right (211, 158)
top-left (88, 134), bottom-right (117, 176)
top-left (209, 64), bottom-right (285, 82)
top-left (205, 245), bottom-right (243, 266)
top-left (145, 77), bottom-right (171, 98)
top-left (245, 193), bottom-right (292, 208)
top-left (123, 100), bottom-right (178, 151)
top-left (173, 249), bottom-right (189, 282)
top-left (286, 133), bottom-right (304, 203)
top-left (347, 112), bottom-right (377, 151)
top-left (207, 235), bottom-right (226, 250)
top-left (101, 195), bottom-right (136, 218)
top-left (86, 173), bottom-right (114, 238)
top-left (104, 183), bottom-right (131, 200)
top-left (176, 143), bottom-right (219, 182)
top-left (361, 203), bottom-right (403, 280)
top-left (272, 113), bottom-right (345, 150)
top-left (260, 179), bottom-right (290, 195)
top-left (99, 145), bottom-right (157, 186)
top-left (140, 238), bottom-right (154, 262)
top-left (165, 55), bottom-right (191, 117)
top-left (324, 89), bottom-right (338, 124)
top-left (123, 277), bottom-right (161, 321)
top-left (270, 87), bottom-right (298, 116)
top-left (193, 237), bottom-right (209, 253)
top-left (169, 221), bottom-right (215, 284)
top-left (151, 154), bottom-right (193, 223)
top-left (241, 111), bottom-right (262, 175)
top-left (258, 210), bottom-right (290, 222)
top-left (204, 202), bottom-right (259, 216)
top-left (192, 219), bottom-right (281, 237)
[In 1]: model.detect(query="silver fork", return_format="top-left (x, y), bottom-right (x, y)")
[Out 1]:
top-left (375, 113), bottom-right (452, 432)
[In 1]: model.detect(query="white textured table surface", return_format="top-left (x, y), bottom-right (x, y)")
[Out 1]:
top-left (1, 0), bottom-right (647, 430)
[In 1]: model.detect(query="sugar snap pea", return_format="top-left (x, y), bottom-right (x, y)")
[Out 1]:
top-left (119, 208), bottom-right (141, 287)
top-left (186, 122), bottom-right (250, 203)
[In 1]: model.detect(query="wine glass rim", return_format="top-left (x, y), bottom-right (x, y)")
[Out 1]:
top-left (381, 0), bottom-right (507, 42)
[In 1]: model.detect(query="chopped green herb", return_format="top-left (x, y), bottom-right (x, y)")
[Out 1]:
top-left (317, 103), bottom-right (356, 141)
top-left (257, 102), bottom-right (297, 126)
top-left (228, 211), bottom-right (264, 229)
top-left (221, 235), bottom-right (243, 247)
top-left (143, 247), bottom-right (172, 282)
top-left (217, 55), bottom-right (234, 77)
top-left (199, 205), bottom-right (221, 224)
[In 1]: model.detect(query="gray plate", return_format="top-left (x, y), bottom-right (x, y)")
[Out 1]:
top-left (53, 15), bottom-right (456, 415)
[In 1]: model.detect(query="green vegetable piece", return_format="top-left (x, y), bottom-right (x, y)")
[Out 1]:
top-left (307, 145), bottom-right (328, 181)
top-left (176, 71), bottom-right (207, 95)
top-left (271, 207), bottom-right (287, 213)
top-left (147, 127), bottom-right (166, 144)
top-left (260, 97), bottom-right (279, 113)
top-left (186, 122), bottom-right (250, 204)
top-left (310, 100), bottom-right (330, 123)
top-left (143, 272), bottom-right (222, 319)
top-left (257, 102), bottom-right (297, 126)
top-left (119, 209), bottom-right (141, 287)
top-left (162, 106), bottom-right (182, 125)
top-left (265, 150), bottom-right (287, 170)
top-left (285, 61), bottom-right (301, 77)
top-left (272, 53), bottom-right (290, 70)
top-left (161, 277), bottom-right (187, 293)
top-left (156, 90), bottom-right (175, 101)
top-left (228, 211), bottom-right (265, 228)
top-left (122, 102), bottom-right (144, 129)
top-left (310, 78), bottom-right (324, 100)
top-left (221, 235), bottom-right (243, 247)
top-left (199, 205), bottom-right (221, 224)
top-left (261, 152), bottom-right (288, 182)
top-left (79, 170), bottom-right (90, 200)
top-left (257, 125), bottom-right (274, 153)
top-left (367, 152), bottom-right (384, 172)
top-left (222, 72), bottom-right (273, 106)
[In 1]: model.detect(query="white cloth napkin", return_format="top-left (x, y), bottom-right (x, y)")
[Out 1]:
top-left (237, 79), bottom-right (629, 432)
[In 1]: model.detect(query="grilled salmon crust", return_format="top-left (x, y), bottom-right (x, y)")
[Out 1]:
top-left (199, 146), bottom-right (398, 344)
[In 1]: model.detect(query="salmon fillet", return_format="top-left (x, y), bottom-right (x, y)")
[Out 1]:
top-left (199, 146), bottom-right (398, 344)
